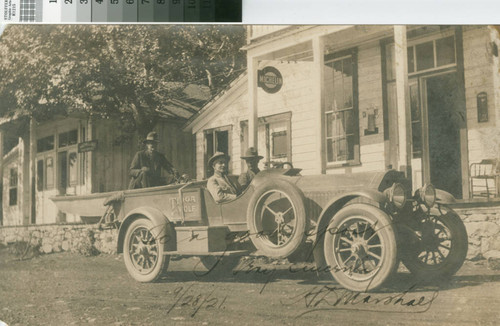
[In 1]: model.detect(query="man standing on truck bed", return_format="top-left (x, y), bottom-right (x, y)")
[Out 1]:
top-left (128, 131), bottom-right (178, 189)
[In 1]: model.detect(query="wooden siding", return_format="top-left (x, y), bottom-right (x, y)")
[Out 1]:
top-left (327, 41), bottom-right (385, 174)
top-left (463, 27), bottom-right (500, 166)
top-left (257, 61), bottom-right (317, 174)
top-left (195, 43), bottom-right (388, 178)
top-left (195, 86), bottom-right (248, 178)
top-left (93, 119), bottom-right (194, 192)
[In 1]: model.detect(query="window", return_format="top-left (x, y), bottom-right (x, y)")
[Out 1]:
top-left (386, 34), bottom-right (456, 80)
top-left (272, 131), bottom-right (288, 158)
top-left (9, 168), bottom-right (18, 206)
top-left (204, 127), bottom-right (231, 177)
top-left (37, 135), bottom-right (54, 153)
top-left (239, 112), bottom-right (292, 169)
top-left (324, 50), bottom-right (359, 165)
top-left (37, 159), bottom-right (44, 191)
top-left (36, 155), bottom-right (55, 191)
top-left (69, 151), bottom-right (78, 186)
top-left (46, 157), bottom-right (54, 189)
top-left (58, 129), bottom-right (78, 148)
top-left (58, 151), bottom-right (67, 194)
top-left (407, 35), bottom-right (456, 75)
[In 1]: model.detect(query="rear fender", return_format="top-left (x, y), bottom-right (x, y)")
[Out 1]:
top-left (311, 190), bottom-right (387, 268)
top-left (117, 207), bottom-right (174, 254)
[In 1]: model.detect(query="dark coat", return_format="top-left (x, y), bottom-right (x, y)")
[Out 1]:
top-left (238, 168), bottom-right (260, 189)
top-left (129, 150), bottom-right (175, 189)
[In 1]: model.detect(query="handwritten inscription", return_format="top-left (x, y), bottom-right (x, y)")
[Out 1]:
top-left (281, 285), bottom-right (439, 317)
top-left (167, 285), bottom-right (227, 317)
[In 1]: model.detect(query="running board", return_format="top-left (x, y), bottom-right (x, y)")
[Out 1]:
top-left (163, 250), bottom-right (250, 256)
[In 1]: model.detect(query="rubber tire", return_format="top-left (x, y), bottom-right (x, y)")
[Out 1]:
top-left (323, 204), bottom-right (398, 292)
top-left (123, 218), bottom-right (171, 283)
top-left (400, 208), bottom-right (468, 281)
top-left (246, 179), bottom-right (307, 258)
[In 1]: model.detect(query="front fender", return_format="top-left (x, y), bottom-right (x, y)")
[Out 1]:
top-left (436, 189), bottom-right (456, 204)
top-left (310, 190), bottom-right (387, 268)
top-left (117, 206), bottom-right (173, 254)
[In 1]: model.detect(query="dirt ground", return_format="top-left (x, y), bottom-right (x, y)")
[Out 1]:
top-left (1, 247), bottom-right (500, 326)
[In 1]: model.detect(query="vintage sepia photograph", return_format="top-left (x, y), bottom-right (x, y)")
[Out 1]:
top-left (0, 24), bottom-right (500, 325)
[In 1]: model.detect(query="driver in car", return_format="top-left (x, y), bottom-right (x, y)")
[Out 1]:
top-left (238, 147), bottom-right (263, 190)
top-left (207, 152), bottom-right (239, 203)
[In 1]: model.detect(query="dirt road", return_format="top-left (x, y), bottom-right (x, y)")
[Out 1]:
top-left (1, 249), bottom-right (499, 326)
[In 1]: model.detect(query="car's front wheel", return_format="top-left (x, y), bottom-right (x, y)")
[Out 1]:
top-left (323, 203), bottom-right (397, 292)
top-left (400, 206), bottom-right (468, 281)
top-left (123, 218), bottom-right (170, 282)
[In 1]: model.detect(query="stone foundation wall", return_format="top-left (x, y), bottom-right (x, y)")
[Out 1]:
top-left (0, 224), bottom-right (118, 255)
top-left (455, 205), bottom-right (500, 261)
top-left (1, 204), bottom-right (500, 262)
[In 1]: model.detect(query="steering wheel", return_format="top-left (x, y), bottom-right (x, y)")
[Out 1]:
top-left (274, 162), bottom-right (294, 169)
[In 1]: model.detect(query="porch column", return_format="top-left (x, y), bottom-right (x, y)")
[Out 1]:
top-left (86, 118), bottom-right (93, 193)
top-left (248, 56), bottom-right (259, 150)
top-left (29, 117), bottom-right (36, 224)
top-left (393, 26), bottom-right (412, 178)
top-left (0, 130), bottom-right (3, 186)
top-left (0, 130), bottom-right (2, 225)
top-left (313, 36), bottom-right (325, 174)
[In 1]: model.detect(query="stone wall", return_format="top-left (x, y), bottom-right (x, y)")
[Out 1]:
top-left (2, 204), bottom-right (500, 263)
top-left (0, 223), bottom-right (118, 256)
top-left (454, 205), bottom-right (500, 261)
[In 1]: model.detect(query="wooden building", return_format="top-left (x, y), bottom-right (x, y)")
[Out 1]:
top-left (0, 105), bottom-right (196, 226)
top-left (185, 25), bottom-right (500, 200)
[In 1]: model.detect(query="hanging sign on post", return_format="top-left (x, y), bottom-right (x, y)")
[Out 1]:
top-left (258, 66), bottom-right (283, 94)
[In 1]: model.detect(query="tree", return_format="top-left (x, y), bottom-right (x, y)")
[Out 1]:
top-left (0, 25), bottom-right (246, 137)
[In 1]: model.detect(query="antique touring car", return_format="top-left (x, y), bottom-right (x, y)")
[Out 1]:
top-left (52, 166), bottom-right (468, 292)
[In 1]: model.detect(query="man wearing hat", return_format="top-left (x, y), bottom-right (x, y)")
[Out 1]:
top-left (238, 147), bottom-right (263, 189)
top-left (128, 131), bottom-right (178, 189)
top-left (207, 152), bottom-right (239, 203)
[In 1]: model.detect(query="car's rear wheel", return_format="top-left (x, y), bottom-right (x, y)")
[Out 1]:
top-left (400, 206), bottom-right (468, 281)
top-left (123, 218), bottom-right (171, 282)
top-left (246, 180), bottom-right (307, 258)
top-left (324, 204), bottom-right (397, 292)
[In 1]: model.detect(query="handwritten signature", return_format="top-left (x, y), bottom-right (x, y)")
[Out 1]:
top-left (167, 284), bottom-right (228, 317)
top-left (281, 285), bottom-right (439, 317)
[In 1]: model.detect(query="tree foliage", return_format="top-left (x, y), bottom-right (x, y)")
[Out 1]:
top-left (0, 25), bottom-right (246, 136)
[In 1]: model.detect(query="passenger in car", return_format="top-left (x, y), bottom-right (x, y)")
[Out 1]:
top-left (238, 147), bottom-right (263, 189)
top-left (207, 152), bottom-right (239, 203)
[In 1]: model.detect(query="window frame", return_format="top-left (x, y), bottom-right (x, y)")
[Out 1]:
top-left (35, 124), bottom-right (83, 193)
top-left (323, 48), bottom-right (360, 168)
top-left (386, 30), bottom-right (457, 82)
top-left (239, 111), bottom-right (292, 170)
top-left (204, 125), bottom-right (232, 178)
top-left (9, 167), bottom-right (18, 206)
top-left (271, 130), bottom-right (288, 159)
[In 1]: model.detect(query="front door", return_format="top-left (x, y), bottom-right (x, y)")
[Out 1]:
top-left (424, 73), bottom-right (463, 198)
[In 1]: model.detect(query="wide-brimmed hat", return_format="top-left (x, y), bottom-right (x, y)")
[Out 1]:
top-left (143, 131), bottom-right (159, 144)
top-left (208, 151), bottom-right (230, 167)
top-left (241, 147), bottom-right (263, 160)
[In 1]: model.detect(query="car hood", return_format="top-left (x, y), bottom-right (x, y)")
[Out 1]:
top-left (294, 171), bottom-right (389, 193)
